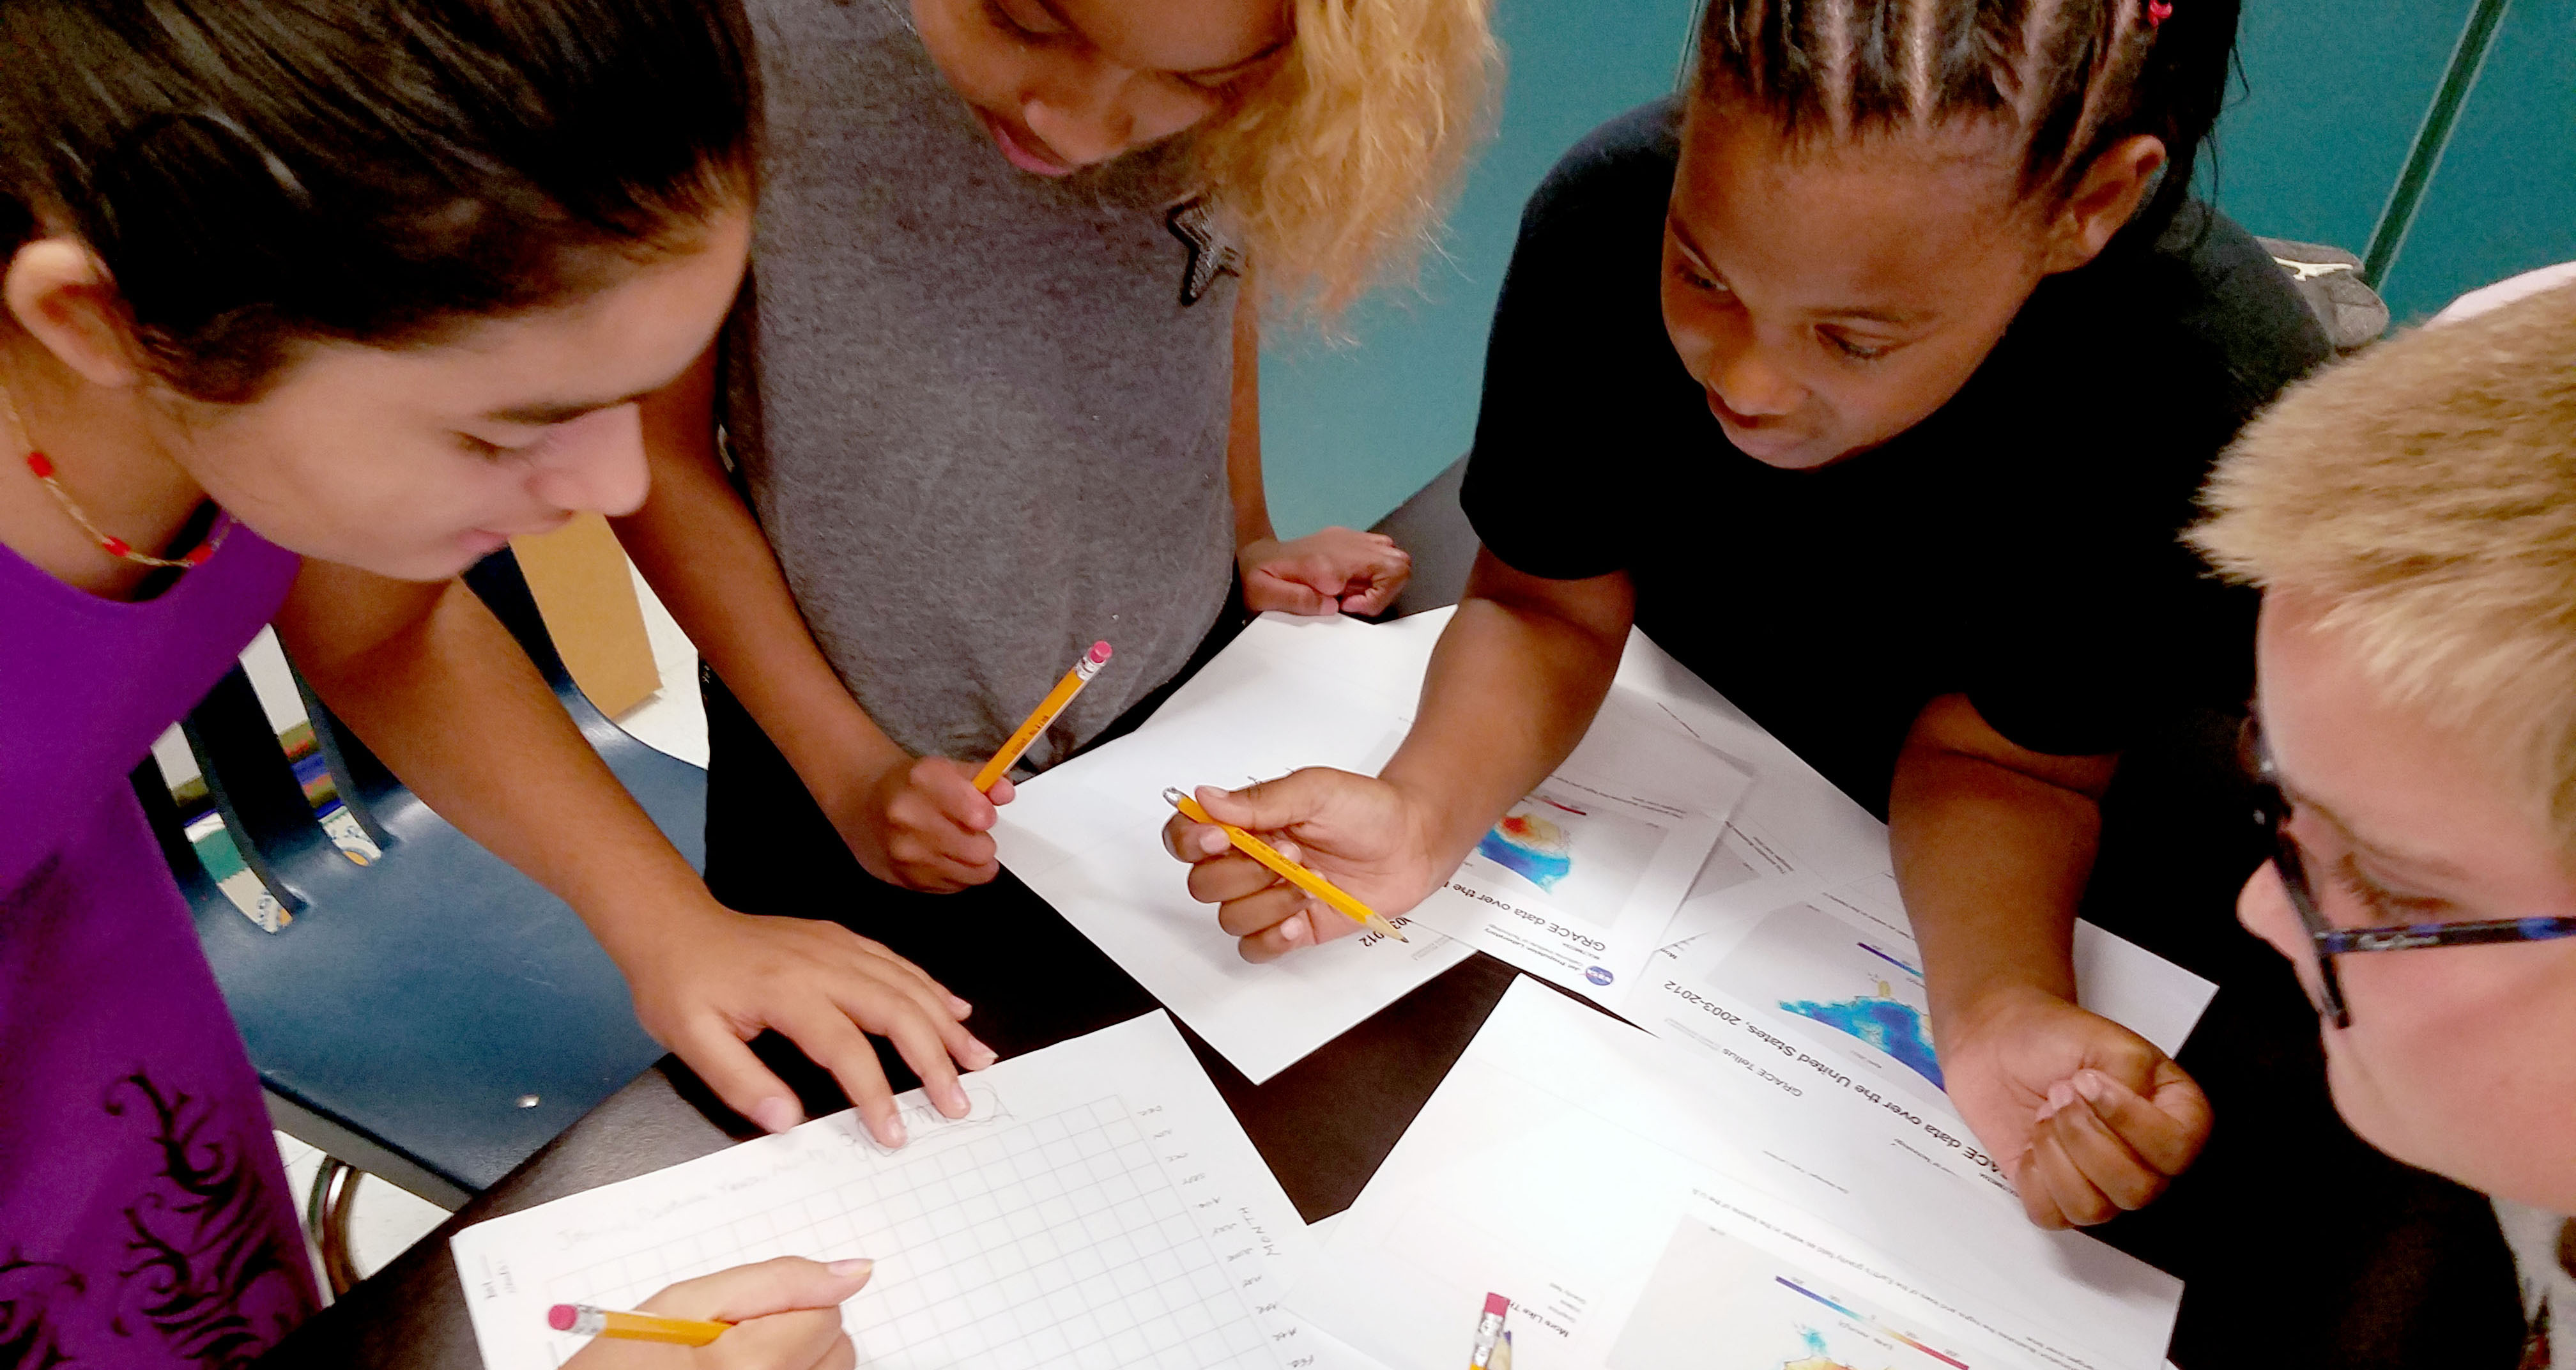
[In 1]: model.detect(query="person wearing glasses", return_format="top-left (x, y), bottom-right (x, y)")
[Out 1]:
top-left (2163, 272), bottom-right (2576, 1367)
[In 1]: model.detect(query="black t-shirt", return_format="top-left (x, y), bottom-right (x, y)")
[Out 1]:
top-left (1462, 100), bottom-right (2333, 815)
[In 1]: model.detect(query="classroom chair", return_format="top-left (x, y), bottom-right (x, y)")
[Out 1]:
top-left (135, 548), bottom-right (704, 1293)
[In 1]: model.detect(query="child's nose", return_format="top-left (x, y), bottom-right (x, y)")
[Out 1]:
top-left (2237, 861), bottom-right (2308, 962)
top-left (1025, 70), bottom-right (1138, 167)
top-left (528, 405), bottom-right (650, 519)
top-left (1708, 342), bottom-right (1802, 418)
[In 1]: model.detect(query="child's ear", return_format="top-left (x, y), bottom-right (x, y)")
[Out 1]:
top-left (2039, 134), bottom-right (2168, 275)
top-left (4, 239), bottom-right (145, 389)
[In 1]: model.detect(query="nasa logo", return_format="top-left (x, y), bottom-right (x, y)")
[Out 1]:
top-left (1584, 966), bottom-right (1614, 987)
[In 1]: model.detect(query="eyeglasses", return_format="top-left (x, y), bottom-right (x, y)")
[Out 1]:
top-left (2244, 719), bottom-right (2576, 1028)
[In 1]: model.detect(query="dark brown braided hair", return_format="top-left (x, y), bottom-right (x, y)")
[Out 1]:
top-left (1694, 0), bottom-right (2237, 231)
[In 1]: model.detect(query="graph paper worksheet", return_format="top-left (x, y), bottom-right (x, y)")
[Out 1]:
top-left (453, 1013), bottom-right (1317, 1369)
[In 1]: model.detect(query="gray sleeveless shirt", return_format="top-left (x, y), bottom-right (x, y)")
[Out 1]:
top-left (724, 0), bottom-right (1239, 772)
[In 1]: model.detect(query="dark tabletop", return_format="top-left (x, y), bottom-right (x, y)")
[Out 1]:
top-left (259, 710), bottom-right (2549, 1369)
top-left (261, 870), bottom-right (1542, 1369)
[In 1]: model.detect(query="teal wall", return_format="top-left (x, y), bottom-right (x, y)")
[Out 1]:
top-left (1257, 0), bottom-right (1699, 540)
top-left (1259, 0), bottom-right (2576, 538)
top-left (2378, 1), bottom-right (2576, 321)
top-left (2205, 0), bottom-right (2474, 255)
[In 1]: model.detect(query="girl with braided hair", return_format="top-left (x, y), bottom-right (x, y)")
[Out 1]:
top-left (1169, 2), bottom-right (2495, 1356)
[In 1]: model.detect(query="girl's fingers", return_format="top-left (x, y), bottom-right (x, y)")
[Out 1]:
top-left (775, 1006), bottom-right (905, 1146)
top-left (2074, 1068), bottom-right (2208, 1176)
top-left (698, 1307), bottom-right (847, 1370)
top-left (1236, 907), bottom-right (1317, 964)
top-left (645, 1257), bottom-right (870, 1323)
top-left (828, 949), bottom-right (995, 1074)
top-left (884, 823), bottom-right (988, 883)
top-left (890, 768), bottom-right (994, 840)
top-left (2039, 1092), bottom-right (2165, 1211)
top-left (1248, 572), bottom-right (1336, 615)
top-left (665, 1016), bottom-right (807, 1134)
top-left (871, 1006), bottom-right (972, 1119)
top-left (930, 826), bottom-right (997, 870)
top-left (895, 837), bottom-right (995, 889)
top-left (1213, 881), bottom-right (1309, 938)
top-left (1358, 546), bottom-right (1411, 580)
top-left (885, 976), bottom-right (987, 1071)
top-left (1188, 851), bottom-right (1291, 905)
top-left (848, 970), bottom-right (992, 1068)
top-left (1293, 898), bottom-right (1365, 944)
top-left (1162, 819), bottom-right (1236, 865)
top-left (2027, 1122), bottom-right (2120, 1227)
top-left (1341, 578), bottom-right (1402, 614)
top-left (845, 936), bottom-right (967, 1017)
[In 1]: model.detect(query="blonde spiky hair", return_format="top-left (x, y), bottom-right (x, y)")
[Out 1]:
top-left (2189, 281), bottom-right (2576, 852)
top-left (1189, 0), bottom-right (1499, 327)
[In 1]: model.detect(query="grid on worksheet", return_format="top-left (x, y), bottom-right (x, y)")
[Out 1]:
top-left (551, 1097), bottom-right (1278, 1369)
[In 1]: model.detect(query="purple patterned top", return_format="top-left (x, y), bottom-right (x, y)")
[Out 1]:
top-left (0, 521), bottom-right (319, 1366)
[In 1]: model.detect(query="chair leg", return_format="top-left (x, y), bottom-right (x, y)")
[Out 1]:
top-left (305, 1158), bottom-right (365, 1297)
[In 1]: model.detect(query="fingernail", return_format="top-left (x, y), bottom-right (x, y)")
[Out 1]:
top-left (882, 1115), bottom-right (908, 1147)
top-left (946, 1083), bottom-right (972, 1114)
top-left (827, 1258), bottom-right (875, 1278)
top-left (971, 1040), bottom-right (999, 1068)
top-left (751, 1097), bottom-right (803, 1133)
top-left (2047, 1081), bottom-right (2077, 1115)
top-left (1280, 918), bottom-right (1306, 944)
top-left (1200, 829), bottom-right (1229, 855)
top-left (2073, 1070), bottom-right (2106, 1102)
top-left (948, 994), bottom-right (973, 1016)
top-left (1276, 841), bottom-right (1301, 863)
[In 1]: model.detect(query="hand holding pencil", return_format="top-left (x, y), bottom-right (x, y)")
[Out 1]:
top-left (1163, 769), bottom-right (1446, 964)
top-left (558, 1256), bottom-right (870, 1369)
top-left (850, 642), bottom-right (1113, 894)
top-left (845, 753), bottom-right (1014, 893)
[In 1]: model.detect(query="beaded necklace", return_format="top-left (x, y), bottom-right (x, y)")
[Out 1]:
top-left (1, 381), bottom-right (229, 570)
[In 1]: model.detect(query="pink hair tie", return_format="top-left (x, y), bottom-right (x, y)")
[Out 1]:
top-left (2146, 0), bottom-right (2173, 24)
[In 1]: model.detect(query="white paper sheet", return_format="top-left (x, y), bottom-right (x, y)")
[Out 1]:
top-left (1289, 980), bottom-right (2184, 1370)
top-left (1400, 686), bottom-right (1744, 1004)
top-left (1604, 626), bottom-right (2220, 1093)
top-left (999, 613), bottom-right (1746, 1078)
top-left (995, 618), bottom-right (1476, 1086)
top-left (1631, 872), bottom-right (2214, 1203)
top-left (452, 1013), bottom-right (1316, 1370)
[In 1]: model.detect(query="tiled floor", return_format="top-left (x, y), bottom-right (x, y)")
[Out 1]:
top-left (272, 1131), bottom-right (455, 1290)
top-left (615, 561), bottom-right (710, 767)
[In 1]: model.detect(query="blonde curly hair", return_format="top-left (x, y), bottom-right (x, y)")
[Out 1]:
top-left (1191, 0), bottom-right (1499, 327)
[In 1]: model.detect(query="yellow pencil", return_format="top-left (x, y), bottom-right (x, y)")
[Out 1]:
top-left (1163, 788), bottom-right (1408, 943)
top-left (548, 1302), bottom-right (728, 1345)
top-left (974, 641), bottom-right (1113, 791)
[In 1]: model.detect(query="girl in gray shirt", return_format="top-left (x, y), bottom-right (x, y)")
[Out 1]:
top-left (604, 0), bottom-right (1498, 1128)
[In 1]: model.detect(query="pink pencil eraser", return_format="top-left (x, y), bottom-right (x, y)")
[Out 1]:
top-left (547, 1304), bottom-right (578, 1332)
top-left (1485, 1292), bottom-right (1510, 1317)
top-left (1087, 640), bottom-right (1113, 665)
